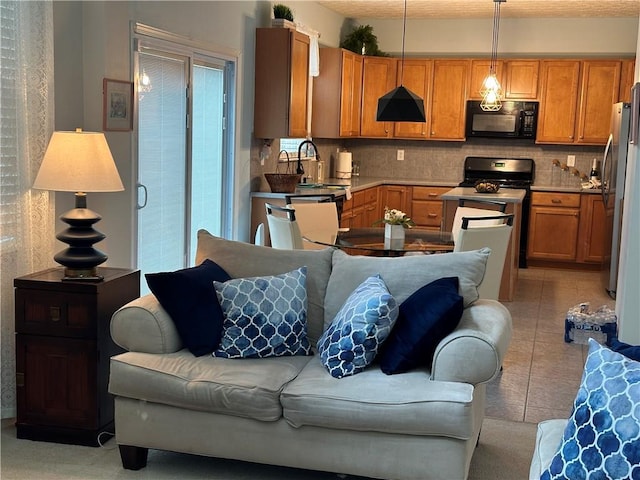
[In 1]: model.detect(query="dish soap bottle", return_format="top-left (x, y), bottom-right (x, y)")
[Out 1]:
top-left (590, 158), bottom-right (599, 181)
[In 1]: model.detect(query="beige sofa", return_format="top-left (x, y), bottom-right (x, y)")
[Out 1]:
top-left (108, 230), bottom-right (512, 480)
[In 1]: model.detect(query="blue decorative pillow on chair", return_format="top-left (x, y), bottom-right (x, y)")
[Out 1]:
top-left (318, 275), bottom-right (398, 379)
top-left (377, 276), bottom-right (463, 375)
top-left (540, 339), bottom-right (640, 480)
top-left (212, 267), bottom-right (311, 358)
top-left (145, 259), bottom-right (231, 357)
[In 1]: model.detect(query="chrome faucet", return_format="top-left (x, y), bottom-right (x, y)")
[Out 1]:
top-left (297, 140), bottom-right (320, 176)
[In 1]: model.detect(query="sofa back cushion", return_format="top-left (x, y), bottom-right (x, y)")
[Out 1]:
top-left (195, 230), bottom-right (333, 346)
top-left (324, 248), bottom-right (489, 330)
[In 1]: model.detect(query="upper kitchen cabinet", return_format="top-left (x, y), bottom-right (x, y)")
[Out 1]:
top-left (254, 28), bottom-right (310, 139)
top-left (312, 48), bottom-right (363, 138)
top-left (619, 59), bottom-right (636, 103)
top-left (428, 59), bottom-right (470, 140)
top-left (537, 60), bottom-right (621, 145)
top-left (469, 60), bottom-right (538, 100)
top-left (360, 56), bottom-right (397, 138)
top-left (393, 59), bottom-right (433, 139)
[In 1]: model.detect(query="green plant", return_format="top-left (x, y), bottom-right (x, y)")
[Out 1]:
top-left (340, 25), bottom-right (387, 57)
top-left (273, 4), bottom-right (294, 21)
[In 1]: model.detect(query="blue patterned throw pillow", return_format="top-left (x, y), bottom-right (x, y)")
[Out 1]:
top-left (540, 339), bottom-right (640, 480)
top-left (318, 275), bottom-right (398, 379)
top-left (212, 267), bottom-right (311, 359)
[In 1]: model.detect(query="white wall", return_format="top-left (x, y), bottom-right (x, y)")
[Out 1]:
top-left (53, 2), bottom-right (639, 270)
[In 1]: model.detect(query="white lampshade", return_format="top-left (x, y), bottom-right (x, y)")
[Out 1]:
top-left (33, 129), bottom-right (124, 192)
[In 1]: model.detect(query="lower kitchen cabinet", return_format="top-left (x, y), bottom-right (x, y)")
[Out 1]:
top-left (14, 267), bottom-right (140, 446)
top-left (410, 186), bottom-right (449, 230)
top-left (527, 192), bottom-right (581, 261)
top-left (342, 186), bottom-right (379, 228)
top-left (380, 185), bottom-right (410, 215)
top-left (577, 193), bottom-right (614, 263)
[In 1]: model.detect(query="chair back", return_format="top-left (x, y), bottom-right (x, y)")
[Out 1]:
top-left (254, 223), bottom-right (265, 246)
top-left (451, 199), bottom-right (508, 247)
top-left (454, 214), bottom-right (514, 300)
top-left (265, 203), bottom-right (304, 250)
top-left (285, 196), bottom-right (339, 250)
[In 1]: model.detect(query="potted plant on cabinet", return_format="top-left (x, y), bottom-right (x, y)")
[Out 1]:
top-left (272, 4), bottom-right (295, 29)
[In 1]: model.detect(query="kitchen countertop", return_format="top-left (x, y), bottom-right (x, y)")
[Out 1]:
top-left (440, 187), bottom-right (526, 203)
top-left (530, 185), bottom-right (603, 194)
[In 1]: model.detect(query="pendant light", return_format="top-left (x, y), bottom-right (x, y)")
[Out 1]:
top-left (376, 0), bottom-right (425, 123)
top-left (480, 0), bottom-right (506, 112)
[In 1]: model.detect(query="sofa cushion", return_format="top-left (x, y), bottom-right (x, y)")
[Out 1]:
top-left (609, 337), bottom-right (640, 361)
top-left (145, 259), bottom-right (231, 356)
top-left (281, 358), bottom-right (475, 438)
top-left (529, 419), bottom-right (569, 480)
top-left (378, 276), bottom-right (464, 375)
top-left (318, 275), bottom-right (398, 379)
top-left (195, 230), bottom-right (333, 346)
top-left (540, 339), bottom-right (640, 480)
top-left (109, 350), bottom-right (312, 422)
top-left (324, 249), bottom-right (489, 330)
top-left (213, 267), bottom-right (312, 359)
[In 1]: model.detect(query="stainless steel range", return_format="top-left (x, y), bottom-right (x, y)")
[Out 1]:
top-left (458, 156), bottom-right (535, 268)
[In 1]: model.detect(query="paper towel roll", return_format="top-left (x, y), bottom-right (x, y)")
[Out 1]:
top-left (336, 151), bottom-right (352, 179)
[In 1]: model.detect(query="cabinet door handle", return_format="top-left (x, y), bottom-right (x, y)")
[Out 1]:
top-left (16, 373), bottom-right (24, 388)
top-left (428, 213), bottom-right (437, 218)
top-left (551, 199), bottom-right (562, 204)
top-left (49, 306), bottom-right (61, 322)
top-left (428, 193), bottom-right (437, 197)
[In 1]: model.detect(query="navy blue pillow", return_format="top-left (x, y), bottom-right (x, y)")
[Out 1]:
top-left (377, 277), bottom-right (463, 375)
top-left (145, 259), bottom-right (231, 357)
top-left (609, 337), bottom-right (640, 361)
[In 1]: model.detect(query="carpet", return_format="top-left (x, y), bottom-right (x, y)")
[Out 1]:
top-left (1, 417), bottom-right (537, 480)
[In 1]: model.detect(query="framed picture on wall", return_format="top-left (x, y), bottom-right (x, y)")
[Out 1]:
top-left (103, 78), bottom-right (133, 131)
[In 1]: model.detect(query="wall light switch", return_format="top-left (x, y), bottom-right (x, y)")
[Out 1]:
top-left (397, 149), bottom-right (404, 161)
top-left (567, 155), bottom-right (576, 167)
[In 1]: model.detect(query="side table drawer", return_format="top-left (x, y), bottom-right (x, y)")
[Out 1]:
top-left (15, 290), bottom-right (95, 337)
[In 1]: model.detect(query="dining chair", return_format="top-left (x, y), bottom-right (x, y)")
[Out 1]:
top-left (264, 203), bottom-right (304, 250)
top-left (451, 199), bottom-right (508, 248)
top-left (254, 223), bottom-right (265, 246)
top-left (285, 194), bottom-right (339, 250)
top-left (454, 213), bottom-right (514, 300)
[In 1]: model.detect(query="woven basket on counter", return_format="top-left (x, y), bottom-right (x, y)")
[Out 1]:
top-left (264, 151), bottom-right (302, 193)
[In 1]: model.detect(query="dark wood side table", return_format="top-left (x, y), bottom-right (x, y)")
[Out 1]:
top-left (14, 267), bottom-right (140, 447)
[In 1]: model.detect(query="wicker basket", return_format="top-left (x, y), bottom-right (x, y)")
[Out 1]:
top-left (265, 173), bottom-right (302, 193)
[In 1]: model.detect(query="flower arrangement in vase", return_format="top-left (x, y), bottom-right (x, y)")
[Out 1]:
top-left (375, 207), bottom-right (415, 250)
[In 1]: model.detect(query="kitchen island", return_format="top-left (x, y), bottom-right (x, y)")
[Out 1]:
top-left (441, 187), bottom-right (526, 302)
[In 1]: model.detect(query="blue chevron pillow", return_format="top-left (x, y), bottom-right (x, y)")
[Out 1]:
top-left (212, 267), bottom-right (311, 359)
top-left (540, 339), bottom-right (640, 480)
top-left (318, 275), bottom-right (398, 379)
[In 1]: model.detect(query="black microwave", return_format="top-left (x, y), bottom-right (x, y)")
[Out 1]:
top-left (465, 100), bottom-right (538, 139)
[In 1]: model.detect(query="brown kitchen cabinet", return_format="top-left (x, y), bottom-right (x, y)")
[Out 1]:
top-left (360, 57), bottom-right (397, 138)
top-left (527, 192), bottom-right (581, 261)
top-left (470, 59), bottom-right (538, 100)
top-left (312, 48), bottom-right (363, 138)
top-left (254, 28), bottom-right (310, 139)
top-left (14, 267), bottom-right (140, 446)
top-left (393, 59), bottom-right (433, 139)
top-left (619, 59), bottom-right (636, 103)
top-left (409, 186), bottom-right (449, 230)
top-left (577, 193), bottom-right (614, 264)
top-left (341, 187), bottom-right (379, 229)
top-left (537, 60), bottom-right (621, 145)
top-left (428, 59), bottom-right (470, 140)
top-left (380, 185), bottom-right (410, 215)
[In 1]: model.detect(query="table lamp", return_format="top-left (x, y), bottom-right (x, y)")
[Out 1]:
top-left (33, 128), bottom-right (124, 281)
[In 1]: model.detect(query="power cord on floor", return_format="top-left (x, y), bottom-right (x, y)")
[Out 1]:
top-left (97, 430), bottom-right (117, 449)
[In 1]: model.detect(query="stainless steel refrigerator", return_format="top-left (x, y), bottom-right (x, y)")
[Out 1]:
top-left (601, 102), bottom-right (631, 298)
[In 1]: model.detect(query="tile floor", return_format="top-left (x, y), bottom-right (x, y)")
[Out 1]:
top-left (486, 267), bottom-right (616, 424)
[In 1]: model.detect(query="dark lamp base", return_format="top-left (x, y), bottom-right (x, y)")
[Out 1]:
top-left (61, 267), bottom-right (104, 282)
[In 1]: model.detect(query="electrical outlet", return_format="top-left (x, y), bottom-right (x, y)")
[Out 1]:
top-left (397, 149), bottom-right (404, 161)
top-left (567, 155), bottom-right (576, 167)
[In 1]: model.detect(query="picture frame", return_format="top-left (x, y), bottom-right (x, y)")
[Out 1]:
top-left (103, 78), bottom-right (133, 131)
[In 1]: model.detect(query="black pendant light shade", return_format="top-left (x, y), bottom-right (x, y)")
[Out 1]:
top-left (376, 85), bottom-right (426, 122)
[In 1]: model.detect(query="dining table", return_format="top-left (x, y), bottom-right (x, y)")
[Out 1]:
top-left (304, 227), bottom-right (454, 257)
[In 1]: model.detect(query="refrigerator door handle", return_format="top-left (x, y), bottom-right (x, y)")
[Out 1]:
top-left (601, 133), bottom-right (613, 205)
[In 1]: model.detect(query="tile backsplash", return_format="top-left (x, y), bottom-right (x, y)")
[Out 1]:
top-left (250, 136), bottom-right (603, 191)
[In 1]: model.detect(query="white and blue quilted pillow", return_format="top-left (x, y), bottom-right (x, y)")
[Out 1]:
top-left (317, 275), bottom-right (398, 379)
top-left (540, 339), bottom-right (640, 480)
top-left (212, 267), bottom-right (311, 358)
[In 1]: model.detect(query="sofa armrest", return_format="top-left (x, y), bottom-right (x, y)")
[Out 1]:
top-left (110, 294), bottom-right (183, 354)
top-left (431, 299), bottom-right (512, 385)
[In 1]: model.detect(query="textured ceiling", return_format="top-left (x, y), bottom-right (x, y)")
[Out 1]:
top-left (317, 0), bottom-right (640, 19)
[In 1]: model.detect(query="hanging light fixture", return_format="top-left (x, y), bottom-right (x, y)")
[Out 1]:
top-left (376, 0), bottom-right (425, 123)
top-left (480, 0), bottom-right (506, 112)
